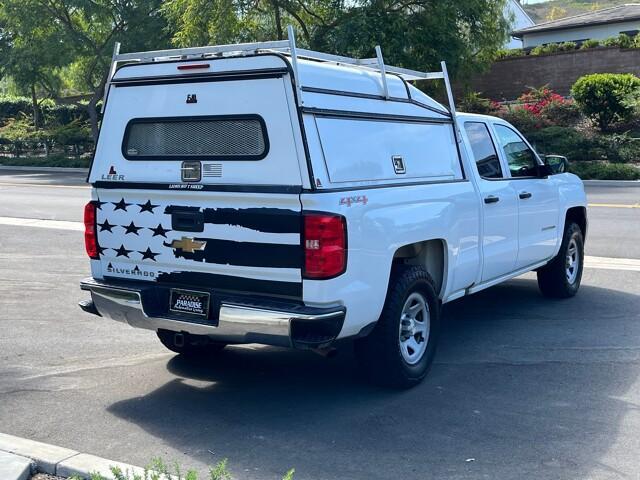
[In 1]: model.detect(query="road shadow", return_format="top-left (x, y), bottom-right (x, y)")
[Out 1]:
top-left (108, 277), bottom-right (640, 480)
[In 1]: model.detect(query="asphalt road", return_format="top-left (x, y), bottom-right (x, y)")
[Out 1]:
top-left (0, 169), bottom-right (639, 480)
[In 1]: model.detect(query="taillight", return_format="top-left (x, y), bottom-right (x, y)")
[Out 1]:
top-left (84, 202), bottom-right (99, 259)
top-left (303, 213), bottom-right (347, 279)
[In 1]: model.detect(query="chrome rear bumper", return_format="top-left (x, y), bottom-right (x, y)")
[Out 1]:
top-left (80, 277), bottom-right (345, 348)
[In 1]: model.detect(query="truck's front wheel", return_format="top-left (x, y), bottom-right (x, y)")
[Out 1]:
top-left (355, 265), bottom-right (440, 388)
top-left (156, 329), bottom-right (226, 357)
top-left (537, 222), bottom-right (584, 298)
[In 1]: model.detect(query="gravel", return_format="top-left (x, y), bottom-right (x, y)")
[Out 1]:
top-left (31, 474), bottom-right (69, 480)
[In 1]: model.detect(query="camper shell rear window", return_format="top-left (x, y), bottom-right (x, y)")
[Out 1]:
top-left (121, 114), bottom-right (269, 161)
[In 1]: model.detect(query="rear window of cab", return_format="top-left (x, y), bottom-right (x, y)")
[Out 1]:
top-left (121, 114), bottom-right (269, 161)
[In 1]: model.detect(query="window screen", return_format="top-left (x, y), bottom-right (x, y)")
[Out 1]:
top-left (122, 115), bottom-right (268, 160)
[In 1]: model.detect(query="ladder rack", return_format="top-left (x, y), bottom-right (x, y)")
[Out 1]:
top-left (103, 25), bottom-right (456, 116)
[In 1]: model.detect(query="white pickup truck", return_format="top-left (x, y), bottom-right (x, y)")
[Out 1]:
top-left (79, 32), bottom-right (587, 387)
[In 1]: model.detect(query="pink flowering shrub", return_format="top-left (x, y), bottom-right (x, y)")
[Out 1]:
top-left (518, 86), bottom-right (566, 115)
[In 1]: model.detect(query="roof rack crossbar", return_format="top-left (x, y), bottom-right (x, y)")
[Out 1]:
top-left (102, 25), bottom-right (456, 115)
top-left (114, 39), bottom-right (291, 63)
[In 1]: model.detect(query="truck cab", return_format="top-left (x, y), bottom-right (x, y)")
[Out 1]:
top-left (80, 31), bottom-right (587, 388)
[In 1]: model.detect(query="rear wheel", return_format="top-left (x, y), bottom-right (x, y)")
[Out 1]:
top-left (156, 329), bottom-right (226, 357)
top-left (537, 222), bottom-right (584, 298)
top-left (355, 265), bottom-right (441, 389)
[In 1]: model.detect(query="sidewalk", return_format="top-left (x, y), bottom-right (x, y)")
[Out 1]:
top-left (0, 433), bottom-right (146, 480)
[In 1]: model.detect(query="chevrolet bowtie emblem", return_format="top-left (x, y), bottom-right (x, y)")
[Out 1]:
top-left (168, 237), bottom-right (207, 253)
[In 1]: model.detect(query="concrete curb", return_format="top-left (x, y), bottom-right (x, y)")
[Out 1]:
top-left (0, 450), bottom-right (33, 480)
top-left (0, 165), bottom-right (89, 173)
top-left (582, 179), bottom-right (640, 187)
top-left (0, 432), bottom-right (145, 479)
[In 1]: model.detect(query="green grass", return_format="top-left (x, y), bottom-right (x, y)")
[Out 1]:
top-left (66, 457), bottom-right (295, 480)
top-left (0, 154), bottom-right (90, 168)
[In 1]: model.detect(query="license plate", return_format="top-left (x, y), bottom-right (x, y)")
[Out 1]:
top-left (169, 289), bottom-right (210, 317)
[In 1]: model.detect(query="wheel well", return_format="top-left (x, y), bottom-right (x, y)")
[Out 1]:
top-left (566, 206), bottom-right (587, 239)
top-left (393, 239), bottom-right (446, 297)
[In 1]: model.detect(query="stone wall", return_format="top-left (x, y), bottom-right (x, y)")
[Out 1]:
top-left (459, 47), bottom-right (640, 100)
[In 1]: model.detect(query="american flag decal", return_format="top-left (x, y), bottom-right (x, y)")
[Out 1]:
top-left (94, 192), bottom-right (303, 297)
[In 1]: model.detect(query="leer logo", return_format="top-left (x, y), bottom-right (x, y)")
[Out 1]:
top-left (101, 165), bottom-right (125, 181)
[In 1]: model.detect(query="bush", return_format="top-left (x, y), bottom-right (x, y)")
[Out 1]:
top-left (524, 126), bottom-right (597, 159)
top-left (0, 96), bottom-right (33, 121)
top-left (0, 96), bottom-right (89, 126)
top-left (540, 100), bottom-right (581, 127)
top-left (528, 42), bottom-right (578, 55)
top-left (0, 155), bottom-right (91, 168)
top-left (0, 117), bottom-right (39, 155)
top-left (0, 115), bottom-right (93, 157)
top-left (498, 106), bottom-right (549, 133)
top-left (459, 92), bottom-right (500, 115)
top-left (523, 127), bottom-right (640, 163)
top-left (518, 85), bottom-right (566, 115)
top-left (495, 48), bottom-right (525, 59)
top-left (50, 119), bottom-right (93, 150)
top-left (571, 73), bottom-right (640, 130)
top-left (558, 41), bottom-right (577, 51)
top-left (531, 43), bottom-right (562, 56)
top-left (580, 39), bottom-right (600, 49)
top-left (602, 33), bottom-right (634, 48)
top-left (569, 161), bottom-right (640, 180)
top-left (594, 133), bottom-right (640, 163)
top-left (43, 103), bottom-right (89, 125)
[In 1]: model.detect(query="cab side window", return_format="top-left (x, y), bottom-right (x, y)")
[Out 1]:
top-left (464, 122), bottom-right (503, 179)
top-left (494, 125), bottom-right (539, 178)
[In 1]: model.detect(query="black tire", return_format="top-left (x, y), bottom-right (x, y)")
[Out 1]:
top-left (156, 329), bottom-right (226, 357)
top-left (537, 222), bottom-right (584, 298)
top-left (355, 265), bottom-right (441, 389)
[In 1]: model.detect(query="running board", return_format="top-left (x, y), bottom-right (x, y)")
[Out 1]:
top-left (465, 260), bottom-right (550, 296)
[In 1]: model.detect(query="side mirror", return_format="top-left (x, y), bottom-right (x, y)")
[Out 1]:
top-left (543, 155), bottom-right (568, 175)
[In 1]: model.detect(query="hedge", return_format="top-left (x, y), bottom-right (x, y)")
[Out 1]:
top-left (569, 162), bottom-right (640, 180)
top-left (0, 96), bottom-right (90, 125)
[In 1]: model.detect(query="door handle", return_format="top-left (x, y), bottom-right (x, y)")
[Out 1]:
top-left (519, 192), bottom-right (532, 199)
top-left (484, 195), bottom-right (500, 204)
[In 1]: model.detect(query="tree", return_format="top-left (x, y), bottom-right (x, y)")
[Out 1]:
top-left (0, 0), bottom-right (173, 142)
top-left (317, 0), bottom-right (510, 79)
top-left (163, 0), bottom-right (510, 79)
top-left (546, 6), bottom-right (567, 21)
top-left (0, 6), bottom-right (67, 129)
top-left (162, 0), bottom-right (344, 47)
